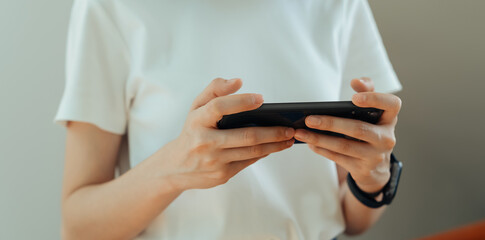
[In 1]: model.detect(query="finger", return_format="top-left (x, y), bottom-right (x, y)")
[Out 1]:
top-left (218, 139), bottom-right (294, 162)
top-left (196, 93), bottom-right (264, 127)
top-left (227, 154), bottom-right (269, 177)
top-left (350, 77), bottom-right (375, 93)
top-left (304, 115), bottom-right (381, 144)
top-left (294, 129), bottom-right (373, 159)
top-left (352, 92), bottom-right (402, 125)
top-left (191, 78), bottom-right (243, 110)
top-left (307, 144), bottom-right (358, 173)
top-left (214, 127), bottom-right (295, 148)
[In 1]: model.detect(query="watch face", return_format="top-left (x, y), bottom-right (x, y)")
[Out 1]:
top-left (385, 159), bottom-right (403, 202)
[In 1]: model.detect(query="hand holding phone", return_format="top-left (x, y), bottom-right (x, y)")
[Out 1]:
top-left (217, 101), bottom-right (383, 143)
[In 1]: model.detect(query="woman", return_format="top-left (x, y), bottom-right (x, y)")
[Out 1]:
top-left (56, 0), bottom-right (402, 239)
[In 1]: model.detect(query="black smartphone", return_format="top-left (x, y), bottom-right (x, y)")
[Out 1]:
top-left (217, 101), bottom-right (383, 143)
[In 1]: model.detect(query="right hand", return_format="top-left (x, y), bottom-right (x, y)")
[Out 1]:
top-left (158, 78), bottom-right (295, 191)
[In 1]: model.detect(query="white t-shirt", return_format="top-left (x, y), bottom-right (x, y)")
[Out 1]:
top-left (55, 0), bottom-right (402, 239)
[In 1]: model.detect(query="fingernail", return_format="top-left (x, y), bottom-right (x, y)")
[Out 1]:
top-left (285, 128), bottom-right (295, 137)
top-left (253, 94), bottom-right (264, 104)
top-left (307, 116), bottom-right (321, 126)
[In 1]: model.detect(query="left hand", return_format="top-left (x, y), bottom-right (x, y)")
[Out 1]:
top-left (294, 78), bottom-right (402, 193)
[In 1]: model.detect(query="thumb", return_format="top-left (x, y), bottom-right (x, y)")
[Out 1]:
top-left (191, 78), bottom-right (243, 110)
top-left (351, 77), bottom-right (375, 93)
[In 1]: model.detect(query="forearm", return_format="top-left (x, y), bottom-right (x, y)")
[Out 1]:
top-left (62, 150), bottom-right (182, 240)
top-left (340, 182), bottom-right (386, 235)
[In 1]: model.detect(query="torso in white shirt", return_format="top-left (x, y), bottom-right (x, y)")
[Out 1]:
top-left (56, 0), bottom-right (401, 239)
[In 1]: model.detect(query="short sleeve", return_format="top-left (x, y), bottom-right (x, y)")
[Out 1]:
top-left (339, 0), bottom-right (402, 100)
top-left (54, 0), bottom-right (130, 134)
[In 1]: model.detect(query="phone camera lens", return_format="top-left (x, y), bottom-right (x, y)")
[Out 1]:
top-left (368, 111), bottom-right (379, 118)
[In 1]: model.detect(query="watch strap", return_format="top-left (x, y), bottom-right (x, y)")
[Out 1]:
top-left (347, 153), bottom-right (402, 208)
top-left (347, 172), bottom-right (387, 208)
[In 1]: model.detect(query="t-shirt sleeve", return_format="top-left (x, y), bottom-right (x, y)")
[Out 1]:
top-left (54, 0), bottom-right (130, 134)
top-left (339, 0), bottom-right (402, 100)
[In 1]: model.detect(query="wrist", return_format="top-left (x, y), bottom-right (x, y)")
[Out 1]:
top-left (145, 142), bottom-right (186, 197)
top-left (354, 172), bottom-right (390, 194)
top-left (347, 153), bottom-right (403, 208)
top-left (155, 173), bottom-right (185, 197)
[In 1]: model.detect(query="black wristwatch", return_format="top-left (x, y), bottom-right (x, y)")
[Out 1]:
top-left (347, 153), bottom-right (402, 208)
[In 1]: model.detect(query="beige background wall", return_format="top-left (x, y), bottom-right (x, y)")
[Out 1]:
top-left (1, 0), bottom-right (484, 239)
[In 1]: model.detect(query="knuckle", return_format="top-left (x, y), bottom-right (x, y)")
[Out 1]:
top-left (249, 145), bottom-right (264, 156)
top-left (394, 96), bottom-right (403, 111)
top-left (324, 117), bottom-right (334, 130)
top-left (382, 135), bottom-right (396, 150)
top-left (211, 170), bottom-right (228, 181)
top-left (207, 100), bottom-right (223, 116)
top-left (278, 128), bottom-right (288, 140)
top-left (373, 94), bottom-right (382, 103)
top-left (376, 154), bottom-right (387, 163)
top-left (190, 131), bottom-right (215, 152)
top-left (212, 77), bottom-right (225, 85)
top-left (362, 77), bottom-right (375, 89)
top-left (338, 139), bottom-right (352, 153)
top-left (202, 155), bottom-right (218, 167)
top-left (243, 129), bottom-right (259, 145)
top-left (354, 123), bottom-right (370, 139)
